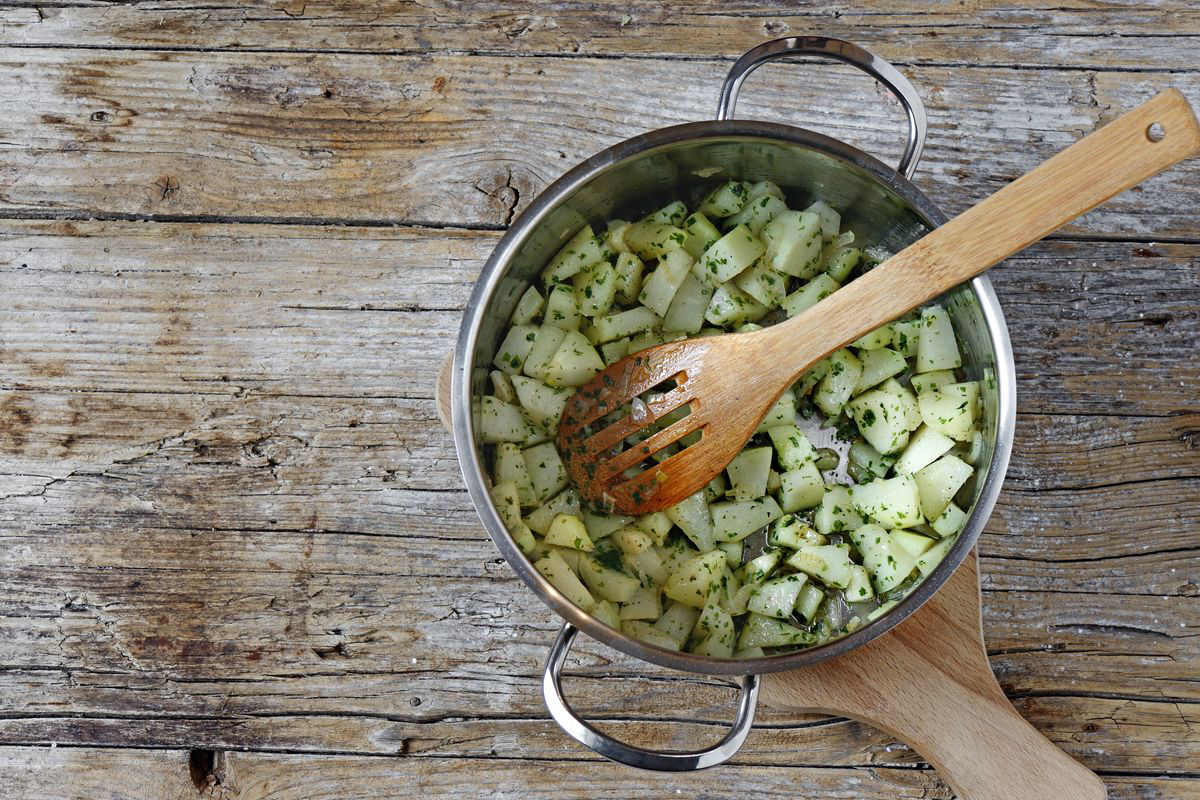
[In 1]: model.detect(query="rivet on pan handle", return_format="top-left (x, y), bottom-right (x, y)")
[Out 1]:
top-left (542, 622), bottom-right (760, 772)
top-left (716, 36), bottom-right (928, 179)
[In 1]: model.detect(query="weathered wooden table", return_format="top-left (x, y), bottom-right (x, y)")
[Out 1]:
top-left (1, 3), bottom-right (1197, 798)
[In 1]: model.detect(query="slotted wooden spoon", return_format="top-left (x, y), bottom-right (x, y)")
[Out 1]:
top-left (558, 89), bottom-right (1200, 515)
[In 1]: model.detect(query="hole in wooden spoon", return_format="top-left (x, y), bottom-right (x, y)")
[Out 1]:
top-left (1146, 122), bottom-right (1166, 142)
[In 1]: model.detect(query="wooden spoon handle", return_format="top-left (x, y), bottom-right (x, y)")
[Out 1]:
top-left (766, 88), bottom-right (1200, 367)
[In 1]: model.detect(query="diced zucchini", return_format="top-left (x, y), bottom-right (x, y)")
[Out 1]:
top-left (782, 272), bottom-right (841, 317)
top-left (522, 441), bottom-right (568, 502)
top-left (770, 514), bottom-right (824, 549)
top-left (754, 389), bottom-right (797, 434)
top-left (893, 530), bottom-right (935, 557)
top-left (914, 454), bottom-right (974, 519)
top-left (623, 220), bottom-right (688, 261)
top-left (849, 474), bottom-right (923, 529)
top-left (606, 219), bottom-right (631, 255)
top-left (848, 524), bottom-right (917, 594)
top-left (653, 601), bottom-right (701, 649)
top-left (638, 248), bottom-right (694, 317)
top-left (522, 324), bottom-right (567, 381)
top-left (600, 336), bottom-right (630, 365)
top-left (542, 225), bottom-right (604, 284)
top-left (544, 282), bottom-right (582, 331)
top-left (493, 324), bottom-right (539, 375)
top-left (795, 583), bottom-right (825, 622)
top-left (698, 180), bottom-right (751, 218)
top-left (891, 318), bottom-right (922, 357)
top-left (622, 620), bottom-right (682, 650)
top-left (682, 211), bottom-right (722, 259)
top-left (592, 599), bottom-right (621, 628)
top-left (710, 497), bottom-right (783, 542)
top-left (510, 375), bottom-right (571, 432)
top-left (849, 439), bottom-right (896, 482)
top-left (918, 381), bottom-right (980, 442)
top-left (613, 251), bottom-right (645, 306)
top-left (814, 485), bottom-right (867, 535)
top-left (917, 305), bottom-right (962, 372)
top-left (664, 550), bottom-right (728, 608)
top-left (847, 388), bottom-right (911, 455)
top-left (804, 200), bottom-right (841, 242)
top-left (511, 286), bottom-right (545, 326)
top-left (717, 540), bottom-right (743, 569)
top-left (930, 502), bottom-right (968, 537)
top-left (909, 369), bottom-right (957, 395)
top-left (535, 550), bottom-right (595, 611)
top-left (768, 427), bottom-right (816, 477)
top-left (785, 544), bottom-right (854, 588)
top-left (665, 491), bottom-right (714, 553)
top-left (525, 488), bottom-right (581, 535)
top-left (854, 347), bottom-right (908, 393)
top-left (736, 548), bottom-right (783, 586)
top-left (725, 193), bottom-right (789, 236)
top-left (704, 281), bottom-right (768, 327)
top-left (726, 446), bottom-right (773, 501)
top-left (633, 512), bottom-right (673, 546)
top-left (845, 564), bottom-right (875, 603)
top-left (494, 442), bottom-right (536, 507)
top-left (778, 461), bottom-right (825, 512)
top-left (585, 307), bottom-right (662, 345)
top-left (575, 261), bottom-right (618, 318)
top-left (824, 246), bottom-right (861, 282)
top-left (490, 370), bottom-right (517, 404)
top-left (545, 513), bottom-right (595, 551)
top-left (762, 210), bottom-right (824, 278)
top-left (738, 613), bottom-right (815, 650)
top-left (733, 258), bottom-right (788, 308)
top-left (582, 510), bottom-right (633, 541)
top-left (479, 396), bottom-right (533, 443)
top-left (852, 323), bottom-right (894, 351)
top-left (543, 330), bottom-right (605, 388)
top-left (916, 535), bottom-right (956, 577)
top-left (880, 377), bottom-right (923, 431)
top-left (491, 480), bottom-right (536, 554)
top-left (619, 585), bottom-right (662, 620)
top-left (748, 573), bottom-right (809, 619)
top-left (813, 348), bottom-right (863, 417)
top-left (893, 424), bottom-right (956, 475)
top-left (696, 224), bottom-right (765, 286)
top-left (662, 272), bottom-right (716, 334)
top-left (643, 200), bottom-right (688, 226)
top-left (579, 553), bottom-right (642, 603)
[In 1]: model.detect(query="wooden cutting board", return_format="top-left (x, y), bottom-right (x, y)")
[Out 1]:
top-left (436, 357), bottom-right (1105, 799)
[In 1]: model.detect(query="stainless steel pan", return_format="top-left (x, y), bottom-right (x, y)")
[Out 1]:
top-left (450, 37), bottom-right (1015, 771)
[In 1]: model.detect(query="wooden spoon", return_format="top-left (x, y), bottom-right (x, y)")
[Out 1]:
top-left (558, 88), bottom-right (1200, 515)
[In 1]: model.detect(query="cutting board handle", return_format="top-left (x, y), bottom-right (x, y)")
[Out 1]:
top-left (761, 555), bottom-right (1106, 800)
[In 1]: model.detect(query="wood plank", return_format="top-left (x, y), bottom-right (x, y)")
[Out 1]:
top-left (0, 745), bottom-right (1194, 799)
top-left (1, 52), bottom-right (1199, 236)
top-left (1, 0), bottom-right (1199, 72)
top-left (0, 696), bottom-right (1190, 773)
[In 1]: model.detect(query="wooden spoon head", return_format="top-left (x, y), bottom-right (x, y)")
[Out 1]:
top-left (557, 334), bottom-right (781, 514)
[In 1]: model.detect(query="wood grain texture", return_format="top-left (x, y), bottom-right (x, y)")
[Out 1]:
top-left (2, 4), bottom-right (1198, 796)
top-left (0, 50), bottom-right (1198, 238)
top-left (1, 0), bottom-right (1198, 71)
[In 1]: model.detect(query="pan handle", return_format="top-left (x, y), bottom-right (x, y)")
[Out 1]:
top-left (717, 36), bottom-right (927, 179)
top-left (542, 622), bottom-right (760, 771)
